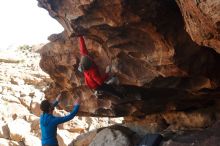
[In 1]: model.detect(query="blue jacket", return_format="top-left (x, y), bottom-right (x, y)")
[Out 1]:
top-left (40, 104), bottom-right (80, 145)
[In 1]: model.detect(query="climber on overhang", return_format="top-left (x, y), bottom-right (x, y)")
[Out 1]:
top-left (40, 92), bottom-right (80, 146)
top-left (77, 36), bottom-right (124, 99)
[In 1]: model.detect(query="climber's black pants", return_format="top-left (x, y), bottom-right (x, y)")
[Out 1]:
top-left (96, 83), bottom-right (124, 98)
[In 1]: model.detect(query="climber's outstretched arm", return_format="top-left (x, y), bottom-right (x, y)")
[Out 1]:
top-left (51, 97), bottom-right (80, 125)
top-left (52, 93), bottom-right (62, 107)
top-left (79, 36), bottom-right (89, 56)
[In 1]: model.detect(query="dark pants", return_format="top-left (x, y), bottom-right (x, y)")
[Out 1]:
top-left (96, 83), bottom-right (124, 98)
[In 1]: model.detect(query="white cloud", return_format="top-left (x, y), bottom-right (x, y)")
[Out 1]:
top-left (0, 0), bottom-right (63, 49)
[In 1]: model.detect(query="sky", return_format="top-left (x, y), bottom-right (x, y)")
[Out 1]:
top-left (0, 0), bottom-right (64, 50)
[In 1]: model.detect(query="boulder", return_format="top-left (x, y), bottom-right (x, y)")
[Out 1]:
top-left (0, 138), bottom-right (24, 146)
top-left (162, 121), bottom-right (220, 146)
top-left (73, 125), bottom-right (140, 146)
top-left (0, 138), bottom-right (10, 146)
top-left (25, 114), bottom-right (40, 132)
top-left (57, 129), bottom-right (79, 146)
top-left (89, 128), bottom-right (131, 146)
top-left (8, 119), bottom-right (31, 142)
top-left (0, 102), bottom-right (30, 120)
top-left (1, 95), bottom-right (21, 104)
top-left (11, 77), bottom-right (25, 86)
top-left (0, 121), bottom-right (9, 139)
top-left (30, 101), bottom-right (41, 117)
top-left (19, 87), bottom-right (31, 97)
top-left (0, 86), bottom-right (2, 93)
top-left (73, 131), bottom-right (98, 146)
top-left (23, 135), bottom-right (41, 146)
top-left (18, 95), bottom-right (32, 109)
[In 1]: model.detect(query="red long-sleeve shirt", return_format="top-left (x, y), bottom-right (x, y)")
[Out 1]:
top-left (79, 36), bottom-right (89, 56)
top-left (79, 36), bottom-right (108, 89)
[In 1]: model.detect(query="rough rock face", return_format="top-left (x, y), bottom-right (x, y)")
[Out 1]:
top-left (73, 125), bottom-right (140, 146)
top-left (162, 120), bottom-right (220, 146)
top-left (37, 0), bottom-right (220, 129)
top-left (72, 120), bottom-right (220, 146)
top-left (176, 0), bottom-right (220, 53)
top-left (89, 128), bottom-right (131, 146)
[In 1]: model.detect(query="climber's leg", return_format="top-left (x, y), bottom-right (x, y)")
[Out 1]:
top-left (96, 83), bottom-right (124, 99)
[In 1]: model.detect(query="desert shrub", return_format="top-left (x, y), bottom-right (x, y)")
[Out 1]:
top-left (18, 45), bottom-right (32, 52)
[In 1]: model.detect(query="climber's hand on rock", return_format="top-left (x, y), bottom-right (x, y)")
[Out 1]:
top-left (105, 76), bottom-right (119, 85)
top-left (105, 65), bottom-right (111, 73)
top-left (74, 97), bottom-right (80, 105)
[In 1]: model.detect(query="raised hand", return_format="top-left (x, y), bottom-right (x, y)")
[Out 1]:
top-left (74, 97), bottom-right (80, 105)
top-left (56, 93), bottom-right (62, 101)
top-left (105, 65), bottom-right (111, 73)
